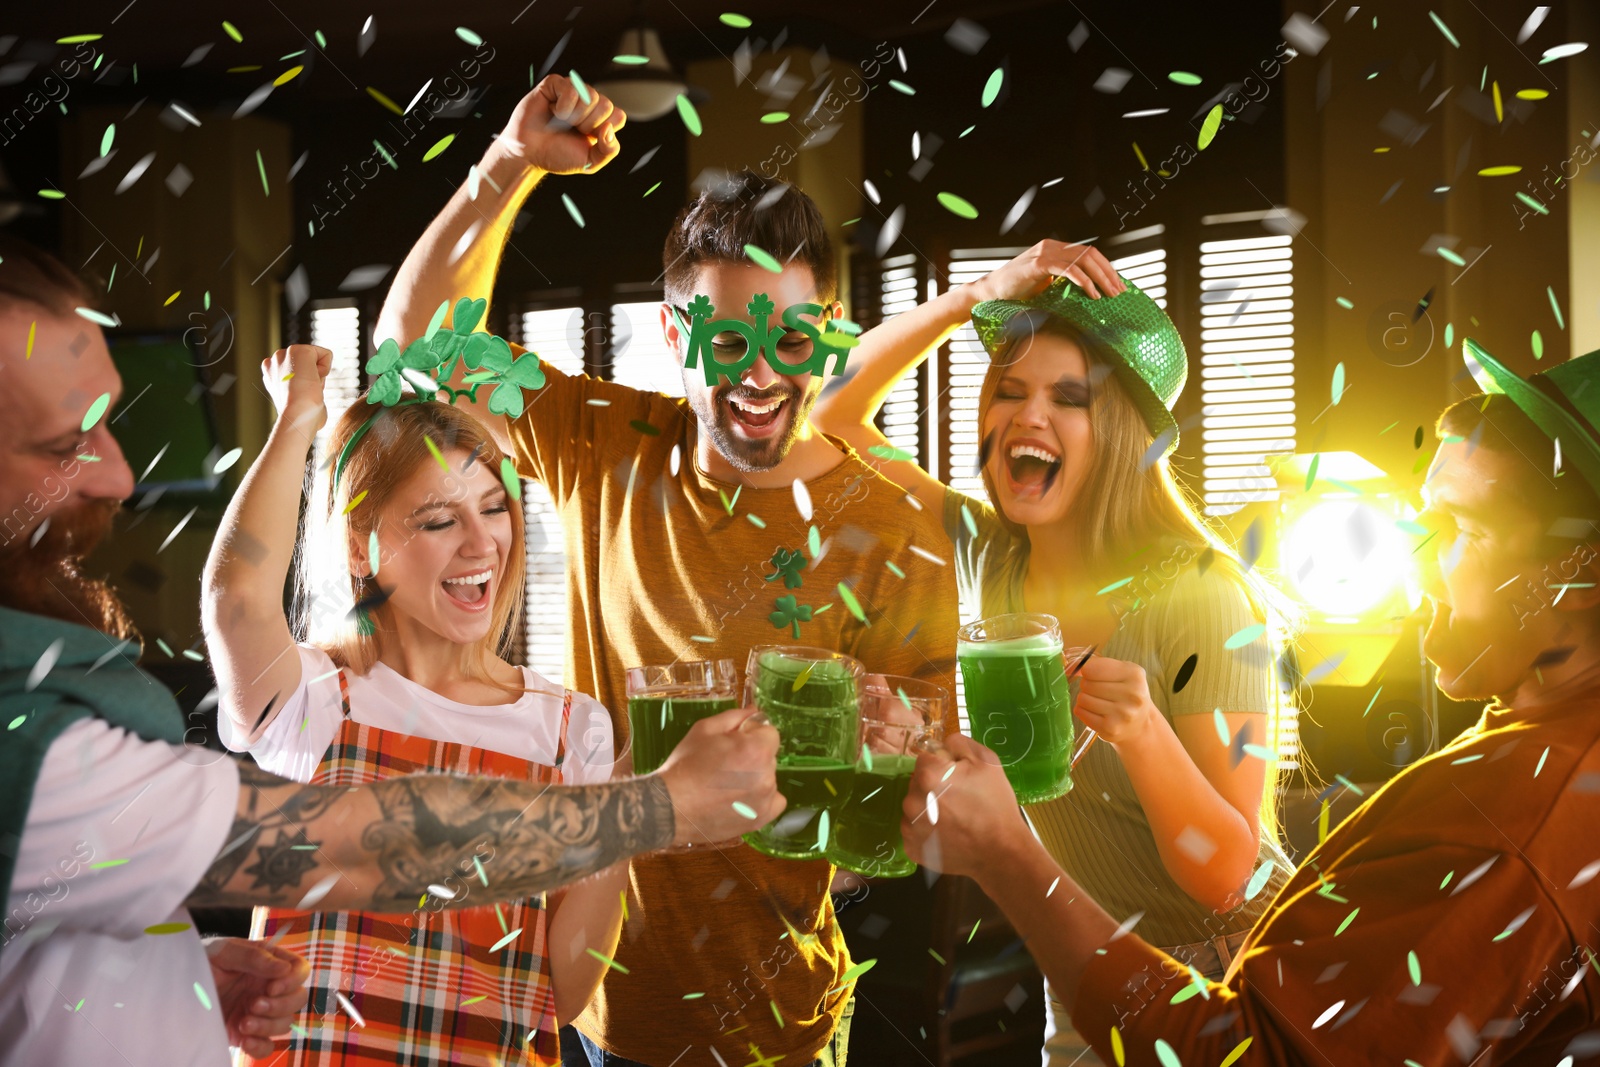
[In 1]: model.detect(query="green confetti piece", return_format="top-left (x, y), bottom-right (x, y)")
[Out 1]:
top-left (144, 922), bottom-right (192, 935)
top-left (1395, 519), bottom-right (1428, 536)
top-left (373, 140), bottom-right (397, 169)
top-left (1096, 577), bottom-right (1133, 595)
top-left (1407, 950), bottom-right (1421, 985)
top-left (1335, 296), bottom-right (1353, 309)
top-left (1213, 708), bottom-right (1230, 745)
top-left (1245, 860), bottom-right (1276, 901)
top-left (460, 994), bottom-right (488, 1006)
top-left (90, 858), bottom-right (129, 869)
top-left (222, 20), bottom-right (243, 43)
top-left (1535, 746), bottom-right (1550, 777)
top-left (1334, 774), bottom-right (1364, 795)
top-left (1224, 623), bottom-right (1265, 650)
top-left (961, 504), bottom-right (979, 539)
top-left (937, 191), bottom-right (978, 218)
top-left (194, 982), bottom-right (213, 1010)
top-left (56, 34), bottom-right (103, 43)
top-left (959, 125), bottom-right (976, 137)
top-left (771, 999), bottom-right (784, 1027)
top-left (676, 93), bottom-right (703, 136)
top-left (423, 133), bottom-right (456, 161)
top-left (1197, 104), bottom-right (1224, 150)
top-left (314, 30), bottom-right (326, 48)
top-left (1440, 870), bottom-right (1454, 889)
top-left (1438, 246), bottom-right (1466, 266)
top-left (424, 436), bottom-right (449, 471)
top-left (100, 124), bottom-right (115, 157)
top-left (816, 809), bottom-right (830, 851)
top-left (561, 192), bottom-right (585, 227)
top-left (613, 54), bottom-right (649, 65)
top-left (1305, 453), bottom-right (1320, 492)
top-left (642, 181), bottom-right (661, 197)
top-left (497, 457), bottom-right (521, 501)
top-left (743, 243), bottom-right (782, 272)
top-left (1549, 286), bottom-right (1565, 329)
top-left (833, 958), bottom-right (877, 991)
top-left (720, 12), bottom-right (753, 28)
top-left (488, 927), bottom-right (523, 952)
top-left (213, 447), bottom-right (243, 474)
top-left (82, 393), bottom-right (112, 431)
top-left (156, 638), bottom-right (174, 658)
top-left (981, 68), bottom-right (1005, 107)
top-left (76, 307), bottom-right (118, 328)
top-left (867, 444), bottom-right (914, 462)
top-left (1335, 907), bottom-right (1360, 935)
top-left (569, 69), bottom-right (591, 104)
top-left (586, 947), bottom-right (631, 973)
top-left (1444, 322), bottom-right (1455, 347)
top-left (1331, 361), bottom-right (1346, 404)
top-left (837, 582), bottom-right (867, 623)
top-left (808, 525), bottom-right (821, 558)
top-left (6, 715), bottom-right (25, 730)
top-left (39, 189), bottom-right (66, 200)
top-left (1154, 1039), bottom-right (1182, 1067)
top-left (732, 800), bottom-right (758, 819)
top-left (760, 111), bottom-right (790, 123)
top-left (1532, 329), bottom-right (1544, 360)
top-left (182, 648), bottom-right (205, 662)
top-left (455, 27), bottom-right (483, 47)
top-left (1517, 191), bottom-right (1550, 215)
top-left (683, 991), bottom-right (706, 999)
top-left (747, 513), bottom-right (766, 528)
top-left (888, 79), bottom-right (915, 95)
top-left (1168, 71), bottom-right (1202, 85)
top-left (1242, 742), bottom-right (1274, 760)
top-left (1428, 11), bottom-right (1460, 47)
top-left (885, 560), bottom-right (905, 578)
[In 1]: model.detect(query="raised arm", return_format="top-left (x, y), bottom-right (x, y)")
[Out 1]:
top-left (201, 344), bottom-right (332, 745)
top-left (189, 705), bottom-right (783, 911)
top-left (373, 74), bottom-right (626, 453)
top-left (813, 240), bottom-right (1124, 509)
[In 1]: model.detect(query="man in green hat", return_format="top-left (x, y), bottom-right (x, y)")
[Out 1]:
top-left (901, 339), bottom-right (1600, 1064)
top-left (0, 238), bottom-right (783, 1066)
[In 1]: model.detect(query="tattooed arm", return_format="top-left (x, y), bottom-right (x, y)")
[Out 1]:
top-left (186, 704), bottom-right (783, 911)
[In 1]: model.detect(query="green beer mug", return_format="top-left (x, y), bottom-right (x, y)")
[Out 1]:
top-left (826, 675), bottom-right (947, 878)
top-left (742, 645), bottom-right (863, 861)
top-left (956, 613), bottom-right (1078, 803)
top-left (624, 659), bottom-right (742, 851)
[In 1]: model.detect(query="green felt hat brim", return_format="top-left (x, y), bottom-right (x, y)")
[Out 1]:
top-left (1463, 338), bottom-right (1600, 499)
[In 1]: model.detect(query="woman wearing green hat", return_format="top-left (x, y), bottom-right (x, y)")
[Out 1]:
top-left (814, 241), bottom-right (1296, 1065)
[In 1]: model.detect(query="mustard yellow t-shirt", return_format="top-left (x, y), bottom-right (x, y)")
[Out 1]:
top-left (508, 360), bottom-right (960, 1065)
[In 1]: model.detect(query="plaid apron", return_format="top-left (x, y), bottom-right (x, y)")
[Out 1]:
top-left (246, 669), bottom-right (573, 1066)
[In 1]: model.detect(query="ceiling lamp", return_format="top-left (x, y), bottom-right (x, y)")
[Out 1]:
top-left (592, 23), bottom-right (686, 122)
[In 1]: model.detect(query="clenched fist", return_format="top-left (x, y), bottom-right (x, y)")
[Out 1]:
top-left (261, 344), bottom-right (333, 434)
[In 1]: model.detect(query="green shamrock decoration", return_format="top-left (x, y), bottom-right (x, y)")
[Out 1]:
top-left (682, 291), bottom-right (855, 386)
top-left (766, 547), bottom-right (806, 589)
top-left (769, 594), bottom-right (813, 639)
top-left (337, 297), bottom-right (546, 488)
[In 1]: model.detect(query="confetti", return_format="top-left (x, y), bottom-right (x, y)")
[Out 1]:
top-left (1331, 362), bottom-right (1346, 404)
top-left (1218, 1037), bottom-right (1253, 1067)
top-left (489, 928), bottom-right (523, 953)
top-left (676, 94), bottom-right (703, 136)
top-left (792, 479), bottom-right (813, 520)
top-left (6, 715), bottom-right (24, 731)
top-left (719, 12), bottom-right (753, 28)
top-left (561, 192), bottom-right (585, 227)
top-left (82, 392), bottom-right (112, 431)
top-left (1533, 330), bottom-right (1544, 360)
top-left (1197, 104), bottom-right (1224, 150)
top-left (424, 436), bottom-right (449, 472)
top-left (926, 790), bottom-right (939, 824)
top-left (499, 457), bottom-right (522, 501)
top-left (889, 79), bottom-right (916, 94)
top-left (1172, 653), bottom-right (1198, 693)
top-left (867, 444), bottom-right (914, 462)
top-left (1168, 71), bottom-right (1201, 85)
top-left (1407, 950), bottom-right (1422, 985)
top-left (643, 181), bottom-right (661, 197)
top-left (760, 111), bottom-right (789, 124)
top-left (1478, 165), bottom-right (1522, 177)
top-left (39, 189), bottom-right (66, 200)
top-left (76, 307), bottom-right (119, 328)
top-left (981, 68), bottom-right (1005, 106)
top-left (194, 983), bottom-right (213, 1010)
top-left (90, 859), bottom-right (129, 869)
top-left (144, 922), bottom-right (193, 935)
top-left (1549, 286), bottom-right (1565, 329)
top-left (1224, 623), bottom-right (1265, 650)
top-left (344, 490), bottom-right (369, 514)
top-left (334, 992), bottom-right (365, 1027)
top-left (828, 958), bottom-right (877, 994)
top-left (366, 87), bottom-right (403, 114)
top-left (1245, 860), bottom-right (1276, 901)
top-left (1437, 247), bottom-right (1466, 267)
top-left (455, 27), bottom-right (483, 47)
top-left (1428, 11), bottom-right (1460, 47)
top-left (1153, 1039), bottom-right (1181, 1067)
top-left (1540, 42), bottom-right (1589, 62)
top-left (586, 947), bottom-right (630, 973)
top-left (837, 583), bottom-right (867, 623)
top-left (1335, 296), bottom-right (1354, 309)
top-left (1517, 88), bottom-right (1549, 100)
top-left (733, 800), bottom-right (759, 819)
top-left (1335, 907), bottom-right (1360, 935)
top-left (100, 124), bottom-right (115, 157)
top-left (422, 134), bottom-right (456, 161)
top-left (459, 994), bottom-right (488, 1006)
top-left (614, 54), bottom-right (649, 65)
top-left (1569, 859), bottom-right (1600, 889)
top-left (274, 65), bottom-right (303, 86)
top-left (57, 34), bottom-right (103, 43)
top-left (744, 243), bottom-right (783, 273)
top-left (213, 447), bottom-right (243, 474)
top-left (936, 192), bottom-right (978, 219)
top-left (222, 20), bottom-right (243, 43)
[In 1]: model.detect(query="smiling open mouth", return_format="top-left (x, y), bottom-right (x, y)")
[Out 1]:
top-left (442, 568), bottom-right (492, 606)
top-left (1006, 443), bottom-right (1062, 492)
top-left (724, 392), bottom-right (789, 436)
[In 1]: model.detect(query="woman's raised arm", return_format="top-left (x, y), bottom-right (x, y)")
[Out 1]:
top-left (201, 344), bottom-right (332, 744)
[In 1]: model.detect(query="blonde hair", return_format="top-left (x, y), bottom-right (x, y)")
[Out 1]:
top-left (978, 321), bottom-right (1303, 839)
top-left (294, 399), bottom-right (527, 697)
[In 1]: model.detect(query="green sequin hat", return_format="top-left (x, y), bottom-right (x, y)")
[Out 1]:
top-left (1463, 338), bottom-right (1600, 497)
top-left (970, 277), bottom-right (1188, 456)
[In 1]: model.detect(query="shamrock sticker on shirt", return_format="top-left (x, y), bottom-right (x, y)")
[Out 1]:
top-left (766, 547), bottom-right (806, 589)
top-left (770, 594), bottom-right (814, 639)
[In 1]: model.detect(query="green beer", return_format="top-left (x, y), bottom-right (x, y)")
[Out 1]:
top-left (626, 691), bottom-right (739, 774)
top-left (744, 647), bottom-right (861, 860)
top-left (958, 620), bottom-right (1075, 803)
top-left (828, 753), bottom-right (917, 877)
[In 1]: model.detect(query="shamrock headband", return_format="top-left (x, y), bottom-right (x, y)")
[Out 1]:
top-left (332, 297), bottom-right (545, 490)
top-left (673, 293), bottom-right (861, 387)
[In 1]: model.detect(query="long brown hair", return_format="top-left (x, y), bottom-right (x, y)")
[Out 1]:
top-left (295, 399), bottom-right (527, 696)
top-left (978, 319), bottom-right (1302, 839)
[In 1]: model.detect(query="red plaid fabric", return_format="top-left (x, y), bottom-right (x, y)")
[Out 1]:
top-left (245, 670), bottom-right (572, 1066)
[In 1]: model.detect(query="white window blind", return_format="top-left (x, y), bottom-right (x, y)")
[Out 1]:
top-left (876, 254), bottom-right (925, 469)
top-left (1109, 247), bottom-right (1168, 308)
top-left (1197, 234), bottom-right (1295, 516)
top-left (945, 248), bottom-right (1026, 507)
top-left (308, 301), bottom-right (364, 459)
top-left (610, 300), bottom-right (684, 397)
top-left (517, 307), bottom-right (585, 682)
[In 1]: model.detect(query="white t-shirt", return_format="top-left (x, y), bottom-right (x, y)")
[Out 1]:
top-left (218, 645), bottom-right (615, 787)
top-left (0, 717), bottom-right (240, 1066)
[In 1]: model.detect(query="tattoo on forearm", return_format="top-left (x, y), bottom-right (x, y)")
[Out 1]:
top-left (190, 761), bottom-right (675, 910)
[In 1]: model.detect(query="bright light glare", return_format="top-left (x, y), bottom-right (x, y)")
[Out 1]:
top-left (1282, 500), bottom-right (1410, 616)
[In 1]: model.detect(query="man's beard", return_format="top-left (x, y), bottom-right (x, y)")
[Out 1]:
top-left (0, 500), bottom-right (137, 640)
top-left (685, 378), bottom-right (818, 473)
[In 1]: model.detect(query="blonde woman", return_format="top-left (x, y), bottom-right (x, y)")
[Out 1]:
top-left (813, 244), bottom-right (1296, 1064)
top-left (203, 343), bottom-right (621, 1065)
